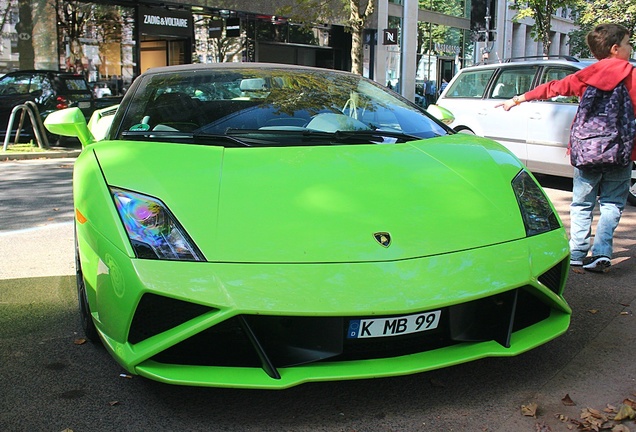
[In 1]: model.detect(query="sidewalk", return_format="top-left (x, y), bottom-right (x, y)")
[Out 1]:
top-left (1, 146), bottom-right (81, 161)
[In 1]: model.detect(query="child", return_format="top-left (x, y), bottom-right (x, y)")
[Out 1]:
top-left (497, 23), bottom-right (636, 272)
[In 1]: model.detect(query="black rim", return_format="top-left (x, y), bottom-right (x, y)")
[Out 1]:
top-left (75, 232), bottom-right (98, 341)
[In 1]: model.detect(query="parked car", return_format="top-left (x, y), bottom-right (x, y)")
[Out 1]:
top-left (44, 63), bottom-right (571, 389)
top-left (436, 56), bottom-right (636, 204)
top-left (92, 81), bottom-right (112, 98)
top-left (0, 70), bottom-right (95, 143)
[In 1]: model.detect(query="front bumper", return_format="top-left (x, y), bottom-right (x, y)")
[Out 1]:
top-left (81, 227), bottom-right (571, 389)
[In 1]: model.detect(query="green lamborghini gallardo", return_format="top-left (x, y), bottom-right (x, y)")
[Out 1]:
top-left (44, 63), bottom-right (571, 389)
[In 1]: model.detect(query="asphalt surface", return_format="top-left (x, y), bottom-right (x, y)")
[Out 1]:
top-left (0, 155), bottom-right (634, 432)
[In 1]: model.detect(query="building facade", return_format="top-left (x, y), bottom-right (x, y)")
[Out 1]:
top-left (0, 0), bottom-right (350, 94)
top-left (369, 0), bottom-right (577, 102)
top-left (0, 0), bottom-right (576, 102)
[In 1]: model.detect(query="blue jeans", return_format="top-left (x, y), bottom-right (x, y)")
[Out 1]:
top-left (569, 164), bottom-right (632, 260)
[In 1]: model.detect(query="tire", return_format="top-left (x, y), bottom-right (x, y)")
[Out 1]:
top-left (456, 128), bottom-right (475, 135)
top-left (75, 234), bottom-right (99, 342)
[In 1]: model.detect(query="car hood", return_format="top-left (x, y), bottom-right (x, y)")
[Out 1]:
top-left (94, 135), bottom-right (527, 263)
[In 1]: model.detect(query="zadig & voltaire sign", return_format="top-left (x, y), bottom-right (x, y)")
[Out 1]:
top-left (139, 6), bottom-right (192, 37)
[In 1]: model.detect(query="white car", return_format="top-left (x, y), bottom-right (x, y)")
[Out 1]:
top-left (437, 57), bottom-right (636, 204)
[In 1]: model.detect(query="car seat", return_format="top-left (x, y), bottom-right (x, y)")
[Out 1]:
top-left (147, 92), bottom-right (201, 131)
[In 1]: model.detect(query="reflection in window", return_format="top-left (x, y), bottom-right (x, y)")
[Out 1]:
top-left (57, 1), bottom-right (135, 91)
top-left (490, 67), bottom-right (537, 99)
top-left (444, 70), bottom-right (494, 98)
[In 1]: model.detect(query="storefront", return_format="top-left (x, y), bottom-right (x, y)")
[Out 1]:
top-left (368, 0), bottom-right (473, 104)
top-left (0, 0), bottom-right (350, 95)
top-left (138, 5), bottom-right (192, 72)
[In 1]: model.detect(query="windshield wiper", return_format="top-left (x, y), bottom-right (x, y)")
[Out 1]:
top-left (329, 130), bottom-right (425, 142)
top-left (121, 130), bottom-right (252, 147)
top-left (224, 128), bottom-right (423, 144)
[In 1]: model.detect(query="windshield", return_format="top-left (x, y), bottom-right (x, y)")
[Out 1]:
top-left (112, 67), bottom-right (449, 146)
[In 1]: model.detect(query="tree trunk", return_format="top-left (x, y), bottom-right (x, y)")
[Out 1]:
top-left (348, 0), bottom-right (374, 75)
top-left (351, 23), bottom-right (363, 74)
top-left (17, 0), bottom-right (35, 69)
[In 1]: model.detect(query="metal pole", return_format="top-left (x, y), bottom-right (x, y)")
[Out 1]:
top-left (3, 104), bottom-right (49, 151)
top-left (401, 0), bottom-right (418, 102)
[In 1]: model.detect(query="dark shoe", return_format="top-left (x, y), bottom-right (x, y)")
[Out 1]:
top-left (570, 258), bottom-right (584, 266)
top-left (582, 256), bottom-right (611, 273)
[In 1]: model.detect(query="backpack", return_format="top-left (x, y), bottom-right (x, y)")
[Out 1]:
top-left (569, 82), bottom-right (636, 168)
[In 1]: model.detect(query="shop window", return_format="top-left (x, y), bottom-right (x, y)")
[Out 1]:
top-left (57, 1), bottom-right (135, 93)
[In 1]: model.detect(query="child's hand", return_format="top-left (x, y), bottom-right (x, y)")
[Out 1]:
top-left (495, 95), bottom-right (524, 111)
top-left (495, 99), bottom-right (518, 111)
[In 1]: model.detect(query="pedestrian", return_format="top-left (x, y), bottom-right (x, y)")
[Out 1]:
top-left (425, 77), bottom-right (437, 106)
top-left (439, 73), bottom-right (450, 96)
top-left (496, 23), bottom-right (636, 273)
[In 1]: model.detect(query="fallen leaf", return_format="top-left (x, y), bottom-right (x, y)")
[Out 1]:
top-left (562, 394), bottom-right (576, 406)
top-left (611, 425), bottom-right (630, 432)
top-left (619, 311), bottom-right (630, 316)
top-left (119, 373), bottom-right (132, 379)
top-left (614, 404), bottom-right (636, 421)
top-left (624, 398), bottom-right (636, 409)
top-left (572, 267), bottom-right (585, 274)
top-left (580, 407), bottom-right (609, 431)
top-left (583, 407), bottom-right (605, 419)
top-left (108, 401), bottom-right (119, 406)
top-left (588, 309), bottom-right (599, 314)
top-left (522, 403), bottom-right (538, 417)
top-left (605, 404), bottom-right (617, 413)
top-left (73, 338), bottom-right (87, 345)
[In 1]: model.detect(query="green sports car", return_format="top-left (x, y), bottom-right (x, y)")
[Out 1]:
top-left (45, 63), bottom-right (571, 389)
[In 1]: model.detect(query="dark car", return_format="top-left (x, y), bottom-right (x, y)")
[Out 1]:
top-left (0, 70), bottom-right (95, 143)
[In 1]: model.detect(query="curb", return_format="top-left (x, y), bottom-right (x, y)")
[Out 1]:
top-left (1, 148), bottom-right (81, 161)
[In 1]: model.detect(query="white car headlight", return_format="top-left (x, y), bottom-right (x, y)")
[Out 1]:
top-left (111, 187), bottom-right (204, 261)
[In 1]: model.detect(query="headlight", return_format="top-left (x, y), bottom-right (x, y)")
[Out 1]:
top-left (511, 170), bottom-right (561, 237)
top-left (111, 187), bottom-right (204, 261)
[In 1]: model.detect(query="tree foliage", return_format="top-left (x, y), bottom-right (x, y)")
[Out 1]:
top-left (568, 0), bottom-right (636, 58)
top-left (510, 0), bottom-right (572, 55)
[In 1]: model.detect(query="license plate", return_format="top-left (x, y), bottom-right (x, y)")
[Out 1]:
top-left (77, 101), bottom-right (91, 108)
top-left (347, 310), bottom-right (441, 339)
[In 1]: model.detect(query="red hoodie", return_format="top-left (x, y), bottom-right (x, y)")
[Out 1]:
top-left (524, 57), bottom-right (636, 160)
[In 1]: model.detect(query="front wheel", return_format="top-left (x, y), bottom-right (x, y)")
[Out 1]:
top-left (75, 236), bottom-right (99, 342)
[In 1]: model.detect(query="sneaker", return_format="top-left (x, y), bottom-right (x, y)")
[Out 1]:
top-left (582, 256), bottom-right (611, 273)
top-left (570, 258), bottom-right (584, 266)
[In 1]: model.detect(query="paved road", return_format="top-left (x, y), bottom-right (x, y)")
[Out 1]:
top-left (0, 158), bottom-right (75, 232)
top-left (0, 160), bottom-right (634, 432)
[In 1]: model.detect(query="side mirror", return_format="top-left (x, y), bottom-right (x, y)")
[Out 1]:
top-left (44, 107), bottom-right (95, 148)
top-left (426, 104), bottom-right (455, 125)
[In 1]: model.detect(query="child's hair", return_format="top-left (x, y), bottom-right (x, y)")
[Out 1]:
top-left (586, 23), bottom-right (631, 59)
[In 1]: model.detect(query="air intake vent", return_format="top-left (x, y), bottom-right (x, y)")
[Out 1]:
top-left (128, 293), bottom-right (217, 344)
top-left (538, 259), bottom-right (567, 294)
